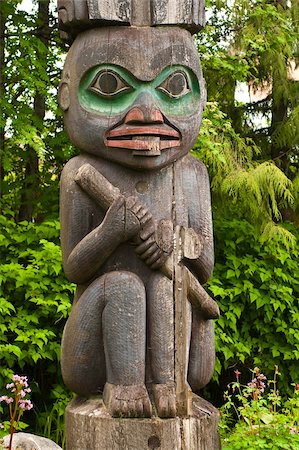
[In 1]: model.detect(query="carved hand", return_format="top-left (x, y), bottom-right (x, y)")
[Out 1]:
top-left (135, 219), bottom-right (174, 269)
top-left (105, 196), bottom-right (152, 242)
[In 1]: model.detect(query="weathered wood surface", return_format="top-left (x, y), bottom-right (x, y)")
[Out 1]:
top-left (66, 395), bottom-right (221, 450)
top-left (75, 163), bottom-right (219, 320)
top-left (152, 0), bottom-right (205, 29)
top-left (173, 225), bottom-right (192, 416)
top-left (59, 23), bottom-right (218, 421)
top-left (88, 0), bottom-right (131, 22)
top-left (57, 0), bottom-right (205, 38)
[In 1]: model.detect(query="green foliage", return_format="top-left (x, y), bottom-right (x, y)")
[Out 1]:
top-left (0, 420), bottom-right (28, 440)
top-left (208, 218), bottom-right (299, 394)
top-left (35, 384), bottom-right (72, 448)
top-left (220, 367), bottom-right (299, 449)
top-left (194, 103), bottom-right (295, 245)
top-left (200, 0), bottom-right (299, 178)
top-left (0, 215), bottom-right (74, 444)
top-left (0, 0), bottom-right (74, 221)
top-left (197, 0), bottom-right (299, 403)
top-left (0, 1), bottom-right (298, 446)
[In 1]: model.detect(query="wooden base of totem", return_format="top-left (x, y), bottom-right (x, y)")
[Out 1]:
top-left (66, 394), bottom-right (220, 450)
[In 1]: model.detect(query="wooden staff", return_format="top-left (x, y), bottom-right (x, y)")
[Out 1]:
top-left (75, 163), bottom-right (219, 320)
top-left (75, 163), bottom-right (219, 416)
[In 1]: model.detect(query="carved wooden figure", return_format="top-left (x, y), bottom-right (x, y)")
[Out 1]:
top-left (58, 0), bottom-right (219, 422)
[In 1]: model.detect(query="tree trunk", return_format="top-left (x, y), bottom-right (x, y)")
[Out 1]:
top-left (270, 78), bottom-right (289, 173)
top-left (18, 0), bottom-right (50, 222)
top-left (270, 0), bottom-right (289, 174)
top-left (0, 3), bottom-right (6, 200)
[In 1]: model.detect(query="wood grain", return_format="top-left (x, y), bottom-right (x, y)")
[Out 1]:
top-left (66, 395), bottom-right (221, 450)
top-left (58, 0), bottom-right (205, 38)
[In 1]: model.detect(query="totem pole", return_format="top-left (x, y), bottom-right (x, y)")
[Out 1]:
top-left (58, 1), bottom-right (220, 448)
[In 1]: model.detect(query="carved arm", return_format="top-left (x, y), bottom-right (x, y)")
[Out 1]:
top-left (75, 163), bottom-right (220, 319)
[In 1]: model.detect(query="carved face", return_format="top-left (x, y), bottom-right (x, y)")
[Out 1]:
top-left (60, 27), bottom-right (206, 170)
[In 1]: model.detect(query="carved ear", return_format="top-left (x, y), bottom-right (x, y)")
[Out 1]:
top-left (58, 0), bottom-right (88, 24)
top-left (58, 0), bottom-right (88, 42)
top-left (58, 82), bottom-right (70, 111)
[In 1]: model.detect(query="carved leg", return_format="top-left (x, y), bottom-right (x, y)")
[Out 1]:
top-left (61, 276), bottom-right (107, 396)
top-left (102, 271), bottom-right (152, 418)
top-left (147, 273), bottom-right (176, 418)
top-left (188, 309), bottom-right (215, 391)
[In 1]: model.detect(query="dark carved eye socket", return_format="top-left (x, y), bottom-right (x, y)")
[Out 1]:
top-left (89, 70), bottom-right (131, 97)
top-left (158, 72), bottom-right (190, 98)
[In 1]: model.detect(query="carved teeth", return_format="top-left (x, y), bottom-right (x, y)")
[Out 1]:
top-left (132, 136), bottom-right (161, 156)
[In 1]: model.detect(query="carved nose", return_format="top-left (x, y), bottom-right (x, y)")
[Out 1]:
top-left (124, 107), bottom-right (164, 125)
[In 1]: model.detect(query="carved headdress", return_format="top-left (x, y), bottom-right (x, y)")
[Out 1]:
top-left (58, 0), bottom-right (205, 42)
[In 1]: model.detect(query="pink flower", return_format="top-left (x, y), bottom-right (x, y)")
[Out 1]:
top-left (18, 399), bottom-right (33, 411)
top-left (20, 390), bottom-right (26, 398)
top-left (12, 375), bottom-right (28, 388)
top-left (0, 395), bottom-right (14, 404)
top-left (6, 383), bottom-right (14, 390)
top-left (0, 423), bottom-right (4, 429)
top-left (234, 369), bottom-right (241, 381)
top-left (248, 380), bottom-right (257, 390)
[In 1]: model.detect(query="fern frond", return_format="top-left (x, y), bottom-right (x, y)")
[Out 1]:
top-left (293, 174), bottom-right (299, 209)
top-left (261, 221), bottom-right (296, 249)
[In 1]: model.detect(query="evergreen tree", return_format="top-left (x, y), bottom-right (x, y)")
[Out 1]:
top-left (196, 0), bottom-right (299, 240)
top-left (0, 0), bottom-right (72, 222)
top-left (195, 0), bottom-right (299, 401)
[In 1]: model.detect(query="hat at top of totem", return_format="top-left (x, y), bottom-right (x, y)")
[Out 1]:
top-left (58, 0), bottom-right (205, 42)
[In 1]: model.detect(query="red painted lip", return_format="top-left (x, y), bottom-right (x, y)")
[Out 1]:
top-left (105, 124), bottom-right (181, 152)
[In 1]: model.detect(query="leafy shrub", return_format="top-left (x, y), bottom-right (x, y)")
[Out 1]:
top-left (34, 384), bottom-right (71, 448)
top-left (0, 216), bottom-right (74, 444)
top-left (209, 217), bottom-right (299, 397)
top-left (220, 367), bottom-right (299, 449)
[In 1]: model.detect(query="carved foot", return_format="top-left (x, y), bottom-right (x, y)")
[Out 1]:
top-left (103, 382), bottom-right (152, 418)
top-left (152, 383), bottom-right (176, 418)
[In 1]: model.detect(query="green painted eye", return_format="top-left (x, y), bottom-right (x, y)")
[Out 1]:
top-left (89, 70), bottom-right (132, 97)
top-left (157, 71), bottom-right (190, 98)
top-left (79, 64), bottom-right (199, 116)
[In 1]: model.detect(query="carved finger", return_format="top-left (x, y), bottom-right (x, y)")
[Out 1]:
top-left (143, 397), bottom-right (152, 418)
top-left (127, 400), bottom-right (135, 418)
top-left (150, 254), bottom-right (167, 270)
top-left (127, 197), bottom-right (148, 217)
top-left (145, 248), bottom-right (162, 266)
top-left (133, 205), bottom-right (146, 218)
top-left (139, 211), bottom-right (152, 226)
top-left (135, 237), bottom-right (155, 255)
top-left (139, 243), bottom-right (158, 260)
top-left (120, 399), bottom-right (128, 417)
top-left (126, 196), bottom-right (139, 210)
top-left (157, 396), bottom-right (168, 418)
top-left (140, 221), bottom-right (155, 240)
top-left (168, 396), bottom-right (176, 418)
top-left (136, 399), bottom-right (144, 417)
top-left (131, 204), bottom-right (144, 217)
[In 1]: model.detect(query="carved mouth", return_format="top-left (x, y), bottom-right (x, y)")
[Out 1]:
top-left (105, 125), bottom-right (181, 156)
